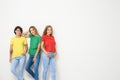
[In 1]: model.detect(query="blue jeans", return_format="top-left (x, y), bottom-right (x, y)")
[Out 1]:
top-left (42, 52), bottom-right (56, 80)
top-left (11, 55), bottom-right (26, 80)
top-left (25, 54), bottom-right (40, 80)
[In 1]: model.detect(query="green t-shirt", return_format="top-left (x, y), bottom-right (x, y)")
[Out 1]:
top-left (28, 34), bottom-right (41, 55)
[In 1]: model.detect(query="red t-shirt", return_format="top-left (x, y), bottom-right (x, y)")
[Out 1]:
top-left (42, 35), bottom-right (56, 52)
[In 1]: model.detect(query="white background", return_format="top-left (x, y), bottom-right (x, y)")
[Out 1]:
top-left (0, 0), bottom-right (120, 80)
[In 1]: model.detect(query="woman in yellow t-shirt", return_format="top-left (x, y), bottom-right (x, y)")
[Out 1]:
top-left (9, 26), bottom-right (28, 80)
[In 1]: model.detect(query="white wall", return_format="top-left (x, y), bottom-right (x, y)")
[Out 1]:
top-left (0, 0), bottom-right (120, 80)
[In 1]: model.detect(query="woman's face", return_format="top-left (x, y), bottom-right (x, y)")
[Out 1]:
top-left (47, 27), bottom-right (52, 35)
top-left (15, 28), bottom-right (22, 36)
top-left (30, 28), bottom-right (36, 35)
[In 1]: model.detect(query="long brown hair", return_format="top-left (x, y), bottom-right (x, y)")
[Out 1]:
top-left (29, 26), bottom-right (39, 35)
top-left (43, 25), bottom-right (53, 36)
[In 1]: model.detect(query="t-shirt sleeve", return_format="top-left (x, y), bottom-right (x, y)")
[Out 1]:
top-left (42, 35), bottom-right (45, 42)
top-left (10, 38), bottom-right (14, 45)
top-left (23, 38), bottom-right (27, 45)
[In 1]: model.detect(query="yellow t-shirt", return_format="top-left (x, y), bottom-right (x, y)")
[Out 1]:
top-left (10, 36), bottom-right (27, 58)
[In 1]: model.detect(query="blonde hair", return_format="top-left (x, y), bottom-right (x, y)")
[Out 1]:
top-left (29, 26), bottom-right (39, 35)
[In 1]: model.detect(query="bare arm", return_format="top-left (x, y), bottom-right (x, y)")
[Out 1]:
top-left (33, 43), bottom-right (41, 62)
top-left (53, 37), bottom-right (57, 57)
top-left (22, 31), bottom-right (29, 38)
top-left (41, 41), bottom-right (48, 54)
top-left (9, 44), bottom-right (13, 63)
top-left (35, 44), bottom-right (41, 57)
top-left (41, 41), bottom-right (50, 58)
top-left (54, 45), bottom-right (57, 58)
top-left (23, 44), bottom-right (28, 55)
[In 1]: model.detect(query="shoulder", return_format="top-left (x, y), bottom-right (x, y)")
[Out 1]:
top-left (29, 34), bottom-right (33, 38)
top-left (36, 35), bottom-right (41, 39)
top-left (42, 35), bottom-right (46, 37)
top-left (42, 35), bottom-right (46, 38)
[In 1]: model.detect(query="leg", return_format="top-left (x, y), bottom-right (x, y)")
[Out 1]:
top-left (11, 58), bottom-right (19, 79)
top-left (18, 55), bottom-right (26, 80)
top-left (25, 55), bottom-right (34, 78)
top-left (42, 52), bottom-right (50, 80)
top-left (49, 52), bottom-right (56, 80)
top-left (34, 54), bottom-right (40, 80)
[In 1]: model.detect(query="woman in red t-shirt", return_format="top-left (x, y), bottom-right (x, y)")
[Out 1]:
top-left (41, 25), bottom-right (57, 80)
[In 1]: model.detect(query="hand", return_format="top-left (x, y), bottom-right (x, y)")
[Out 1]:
top-left (22, 53), bottom-right (26, 56)
top-left (33, 57), bottom-right (36, 62)
top-left (46, 52), bottom-right (50, 58)
top-left (9, 57), bottom-right (12, 63)
top-left (53, 52), bottom-right (57, 58)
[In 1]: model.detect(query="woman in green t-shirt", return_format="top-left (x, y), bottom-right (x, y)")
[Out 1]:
top-left (23, 26), bottom-right (41, 80)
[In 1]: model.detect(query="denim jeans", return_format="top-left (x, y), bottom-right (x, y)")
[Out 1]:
top-left (42, 52), bottom-right (56, 80)
top-left (11, 55), bottom-right (26, 80)
top-left (25, 54), bottom-right (40, 80)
